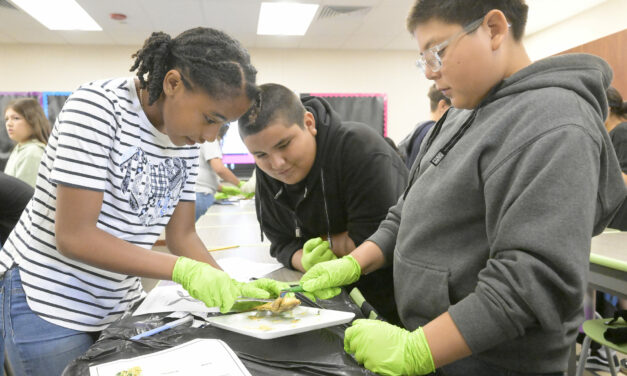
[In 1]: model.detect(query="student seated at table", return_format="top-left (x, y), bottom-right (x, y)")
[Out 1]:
top-left (606, 86), bottom-right (627, 231)
top-left (398, 83), bottom-right (451, 169)
top-left (238, 83), bottom-right (408, 324)
top-left (195, 124), bottom-right (243, 221)
top-left (297, 0), bottom-right (627, 375)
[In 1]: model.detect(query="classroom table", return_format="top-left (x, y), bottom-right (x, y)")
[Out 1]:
top-left (66, 200), bottom-right (627, 375)
top-left (63, 199), bottom-right (373, 375)
top-left (193, 199), bottom-right (302, 282)
top-left (588, 231), bottom-right (627, 300)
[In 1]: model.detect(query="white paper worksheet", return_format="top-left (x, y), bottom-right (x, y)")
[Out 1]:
top-left (89, 338), bottom-right (251, 376)
top-left (132, 283), bottom-right (218, 316)
top-left (216, 256), bottom-right (283, 282)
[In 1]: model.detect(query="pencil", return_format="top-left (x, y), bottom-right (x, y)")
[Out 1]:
top-left (207, 245), bottom-right (240, 252)
top-left (130, 315), bottom-right (193, 340)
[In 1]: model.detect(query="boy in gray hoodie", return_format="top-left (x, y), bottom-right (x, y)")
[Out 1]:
top-left (298, 1), bottom-right (627, 375)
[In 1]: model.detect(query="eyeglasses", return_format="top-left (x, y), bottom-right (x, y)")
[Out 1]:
top-left (415, 17), bottom-right (484, 74)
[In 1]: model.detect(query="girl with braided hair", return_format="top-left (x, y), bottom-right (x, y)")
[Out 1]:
top-left (0, 27), bottom-right (276, 375)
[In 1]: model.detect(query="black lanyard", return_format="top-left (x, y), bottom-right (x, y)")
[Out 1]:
top-left (402, 83), bottom-right (503, 200)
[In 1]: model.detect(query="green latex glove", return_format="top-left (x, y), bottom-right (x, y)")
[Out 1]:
top-left (344, 319), bottom-right (435, 376)
top-left (238, 180), bottom-right (246, 188)
top-left (221, 185), bottom-right (241, 196)
top-left (245, 278), bottom-right (290, 298)
top-left (171, 257), bottom-right (269, 313)
top-left (214, 192), bottom-right (228, 200)
top-left (302, 237), bottom-right (337, 271)
top-left (300, 255), bottom-right (361, 300)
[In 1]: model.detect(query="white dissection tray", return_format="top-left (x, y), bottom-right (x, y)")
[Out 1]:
top-left (206, 306), bottom-right (355, 340)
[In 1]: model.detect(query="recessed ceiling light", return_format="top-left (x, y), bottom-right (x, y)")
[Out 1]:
top-left (11, 0), bottom-right (102, 31)
top-left (257, 2), bottom-right (319, 36)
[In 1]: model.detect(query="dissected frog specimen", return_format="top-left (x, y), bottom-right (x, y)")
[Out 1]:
top-left (255, 296), bottom-right (301, 313)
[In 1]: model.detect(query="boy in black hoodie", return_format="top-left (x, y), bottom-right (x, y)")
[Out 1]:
top-left (238, 83), bottom-right (408, 324)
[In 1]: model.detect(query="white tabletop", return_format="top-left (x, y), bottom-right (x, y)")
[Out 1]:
top-left (196, 199), bottom-right (302, 282)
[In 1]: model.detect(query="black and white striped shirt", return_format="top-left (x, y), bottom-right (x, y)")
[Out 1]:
top-left (0, 77), bottom-right (199, 331)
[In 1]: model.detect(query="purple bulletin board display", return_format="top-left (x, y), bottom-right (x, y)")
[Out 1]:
top-left (222, 92), bottom-right (389, 165)
top-left (0, 91), bottom-right (42, 105)
top-left (222, 154), bottom-right (254, 164)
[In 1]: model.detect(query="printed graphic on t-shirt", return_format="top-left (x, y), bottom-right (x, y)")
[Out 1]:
top-left (120, 147), bottom-right (187, 225)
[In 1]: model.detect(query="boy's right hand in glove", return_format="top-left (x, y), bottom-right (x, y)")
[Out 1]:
top-left (299, 255), bottom-right (362, 300)
top-left (172, 257), bottom-right (269, 313)
top-left (301, 237), bottom-right (337, 271)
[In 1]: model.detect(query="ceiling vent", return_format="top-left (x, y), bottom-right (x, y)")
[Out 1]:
top-left (0, 0), bottom-right (17, 10)
top-left (316, 5), bottom-right (371, 21)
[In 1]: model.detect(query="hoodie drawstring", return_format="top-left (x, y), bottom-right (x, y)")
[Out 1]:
top-left (320, 170), bottom-right (333, 249)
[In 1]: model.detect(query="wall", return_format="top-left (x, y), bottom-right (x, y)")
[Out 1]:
top-left (523, 0), bottom-right (627, 61)
top-left (0, 45), bottom-right (429, 142)
top-left (558, 29), bottom-right (627, 95)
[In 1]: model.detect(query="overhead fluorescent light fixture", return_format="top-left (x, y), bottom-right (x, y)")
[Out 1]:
top-left (257, 2), bottom-right (319, 36)
top-left (11, 0), bottom-right (102, 31)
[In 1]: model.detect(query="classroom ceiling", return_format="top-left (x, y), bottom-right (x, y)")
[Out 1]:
top-left (0, 0), bottom-right (610, 50)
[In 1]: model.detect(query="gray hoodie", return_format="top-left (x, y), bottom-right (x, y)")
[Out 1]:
top-left (369, 54), bottom-right (627, 373)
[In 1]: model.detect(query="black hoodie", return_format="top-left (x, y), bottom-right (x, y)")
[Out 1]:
top-left (255, 96), bottom-right (408, 322)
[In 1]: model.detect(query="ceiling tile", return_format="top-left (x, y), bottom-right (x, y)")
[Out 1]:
top-left (299, 34), bottom-right (345, 49)
top-left (0, 0), bottom-right (618, 51)
top-left (254, 35), bottom-right (302, 49)
top-left (56, 31), bottom-right (115, 45)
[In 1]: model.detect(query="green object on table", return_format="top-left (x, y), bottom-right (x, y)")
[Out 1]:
top-left (302, 237), bottom-right (337, 271)
top-left (171, 257), bottom-right (270, 313)
top-left (214, 192), bottom-right (228, 200)
top-left (583, 318), bottom-right (627, 351)
top-left (221, 185), bottom-right (241, 196)
top-left (344, 320), bottom-right (435, 376)
top-left (590, 253), bottom-right (627, 273)
top-left (300, 255), bottom-right (362, 300)
top-left (280, 285), bottom-right (305, 297)
top-left (349, 288), bottom-right (378, 320)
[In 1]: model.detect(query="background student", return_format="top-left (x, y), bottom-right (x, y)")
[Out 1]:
top-left (4, 98), bottom-right (50, 187)
top-left (607, 86), bottom-right (627, 233)
top-left (0, 27), bottom-right (277, 376)
top-left (195, 124), bottom-right (243, 221)
top-left (297, 0), bottom-right (627, 375)
top-left (238, 83), bottom-right (408, 324)
top-left (398, 83), bottom-right (451, 169)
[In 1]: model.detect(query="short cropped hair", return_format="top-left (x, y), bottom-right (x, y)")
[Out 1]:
top-left (407, 0), bottom-right (528, 41)
top-left (238, 83), bottom-right (305, 138)
top-left (607, 86), bottom-right (627, 119)
top-left (428, 84), bottom-right (452, 112)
